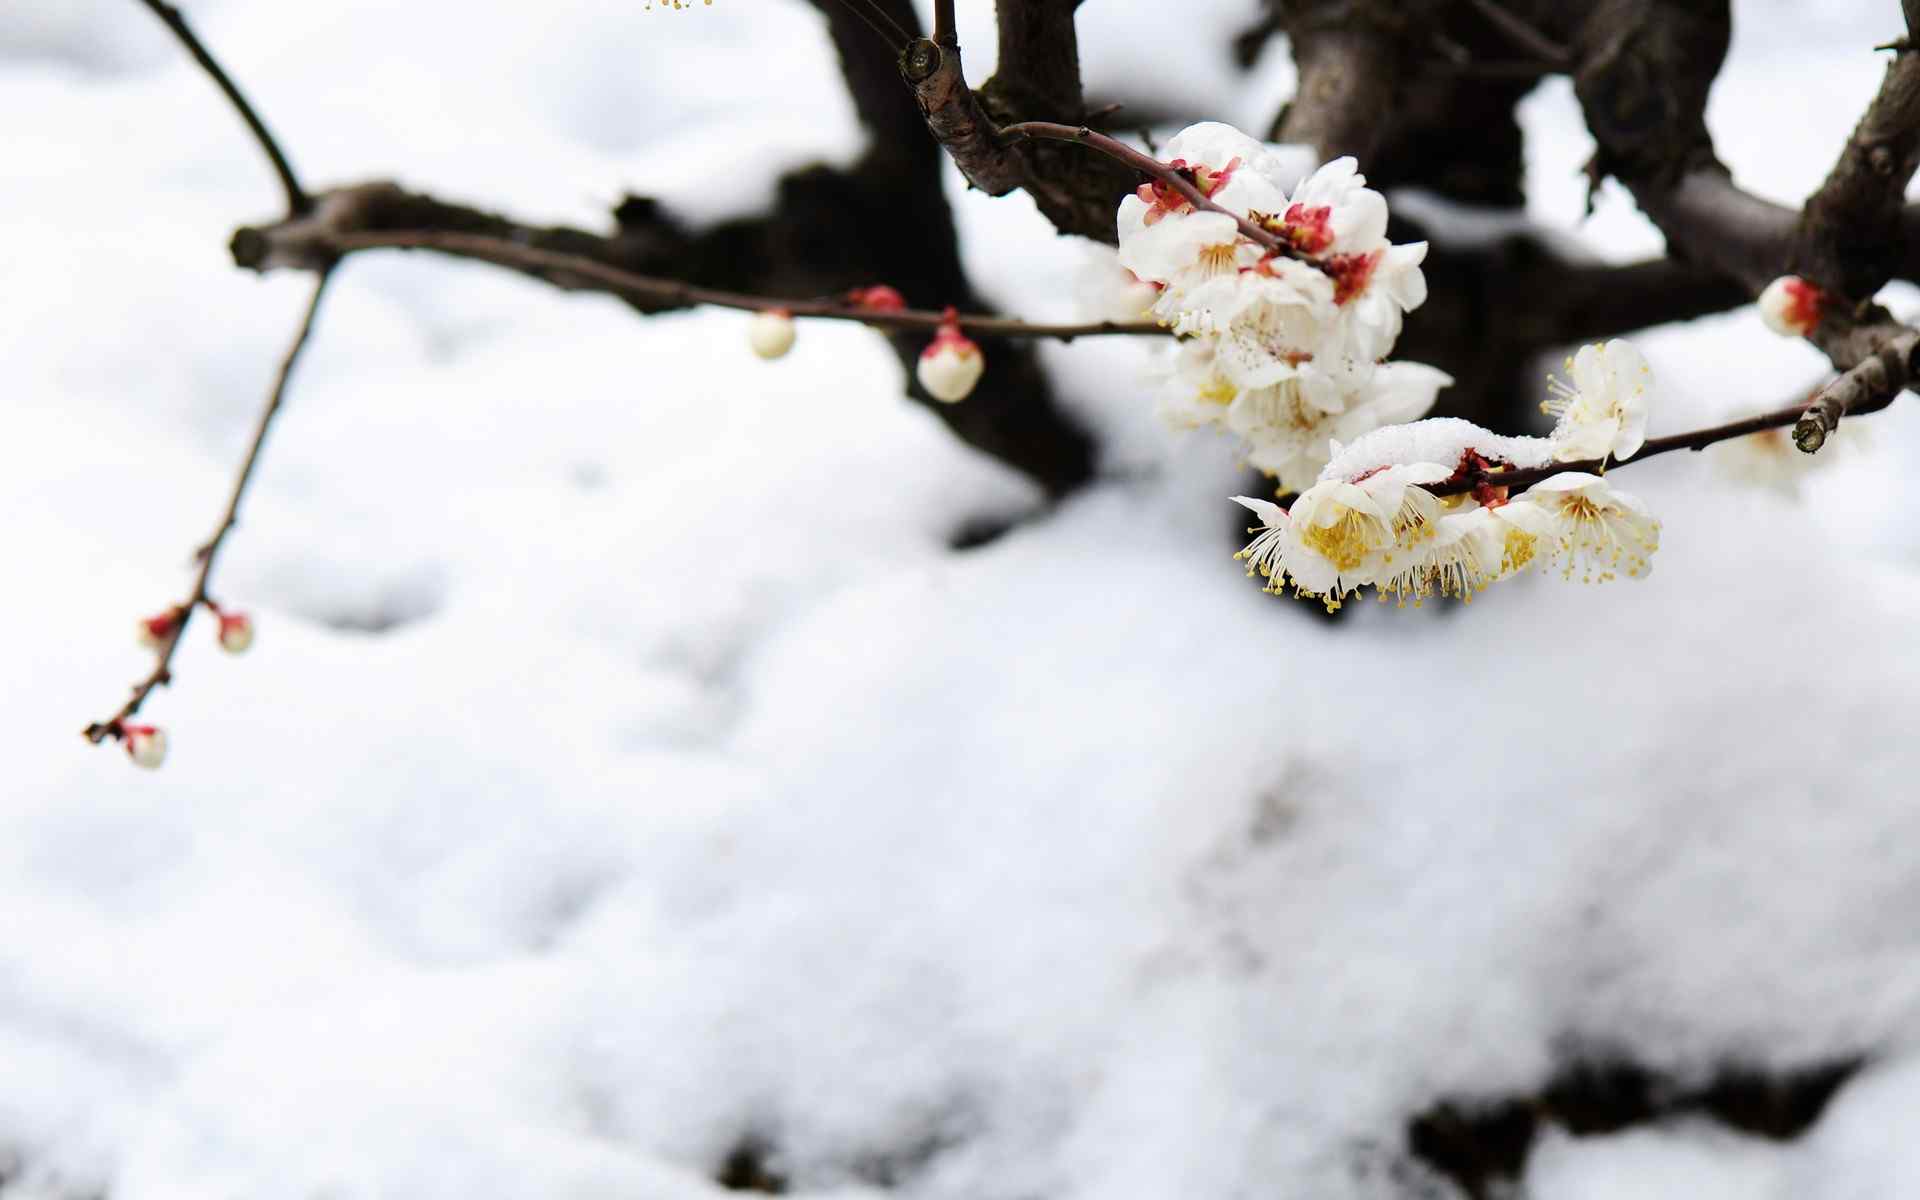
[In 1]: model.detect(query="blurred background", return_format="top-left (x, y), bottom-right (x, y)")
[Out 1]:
top-left (4, 1), bottom-right (1920, 1197)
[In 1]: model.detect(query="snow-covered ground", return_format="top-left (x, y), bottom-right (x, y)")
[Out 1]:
top-left (4, 2), bottom-right (1920, 1197)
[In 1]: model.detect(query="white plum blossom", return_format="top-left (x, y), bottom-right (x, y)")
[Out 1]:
top-left (1075, 249), bottom-right (1160, 324)
top-left (1161, 345), bottom-right (1449, 493)
top-left (1498, 472), bottom-right (1661, 582)
top-left (1375, 505), bottom-right (1505, 607)
top-left (747, 309), bottom-right (796, 360)
top-left (217, 610), bottom-right (254, 655)
top-left (1176, 255), bottom-right (1338, 380)
top-left (1229, 495), bottom-right (1291, 588)
top-left (1110, 126), bottom-right (1668, 609)
top-left (1114, 122), bottom-right (1430, 388)
top-left (1757, 275), bottom-right (1827, 337)
top-left (917, 318), bottom-right (984, 403)
top-left (1251, 463), bottom-right (1451, 608)
top-left (1543, 339), bottom-right (1653, 463)
top-left (1232, 466), bottom-right (1662, 607)
top-left (1228, 361), bottom-right (1449, 493)
top-left (123, 724), bottom-right (167, 769)
top-left (1272, 156), bottom-right (1429, 368)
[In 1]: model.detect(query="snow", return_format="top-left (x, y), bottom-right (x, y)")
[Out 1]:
top-left (5, 2), bottom-right (1920, 1199)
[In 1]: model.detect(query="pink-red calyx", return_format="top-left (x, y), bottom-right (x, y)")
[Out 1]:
top-left (1136, 157), bottom-right (1241, 226)
top-left (848, 285), bottom-right (907, 313)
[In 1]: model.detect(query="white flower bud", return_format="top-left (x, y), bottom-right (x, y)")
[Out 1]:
top-left (916, 321), bottom-right (983, 403)
top-left (747, 309), bottom-right (796, 360)
top-left (218, 611), bottom-right (254, 655)
top-left (1758, 275), bottom-right (1825, 338)
top-left (124, 725), bottom-right (168, 770)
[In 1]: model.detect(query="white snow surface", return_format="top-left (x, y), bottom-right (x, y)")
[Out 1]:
top-left (5, 2), bottom-right (1920, 1198)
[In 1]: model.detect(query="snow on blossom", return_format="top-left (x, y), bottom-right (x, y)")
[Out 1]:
top-left (1319, 415), bottom-right (1551, 483)
top-left (1499, 472), bottom-right (1661, 583)
top-left (1543, 339), bottom-right (1653, 463)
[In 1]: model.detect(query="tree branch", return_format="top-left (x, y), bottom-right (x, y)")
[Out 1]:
top-left (84, 270), bottom-right (332, 745)
top-left (1424, 328), bottom-right (1919, 498)
top-left (133, 0), bottom-right (308, 215)
top-left (231, 185), bottom-right (1163, 340)
top-left (1795, 27), bottom-right (1920, 301)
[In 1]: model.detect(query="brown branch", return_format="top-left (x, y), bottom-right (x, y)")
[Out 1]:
top-left (1463, 0), bottom-right (1568, 68)
top-left (1272, 16), bottom-right (1406, 164)
top-left (134, 0), bottom-right (307, 215)
top-left (84, 270), bottom-right (332, 745)
top-left (898, 6), bottom-right (1133, 242)
top-left (233, 191), bottom-right (1166, 341)
top-left (1795, 30), bottom-right (1920, 301)
top-left (1425, 329), bottom-right (1918, 497)
top-left (899, 37), bottom-right (1029, 196)
top-left (330, 229), bottom-right (1162, 339)
top-left (1794, 326), bottom-right (1920, 452)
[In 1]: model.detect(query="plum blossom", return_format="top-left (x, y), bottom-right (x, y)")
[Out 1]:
top-left (747, 309), bottom-right (796, 360)
top-left (1270, 157), bottom-right (1428, 368)
top-left (917, 313), bottom-right (983, 403)
top-left (1758, 275), bottom-right (1826, 338)
top-left (1543, 339), bottom-right (1653, 463)
top-left (1497, 473), bottom-right (1660, 582)
top-left (123, 724), bottom-right (167, 770)
top-left (1162, 345), bottom-right (1448, 492)
top-left (216, 609), bottom-right (254, 655)
top-left (1233, 467), bottom-right (1661, 607)
top-left (1374, 505), bottom-right (1504, 607)
top-left (1242, 464), bottom-right (1451, 609)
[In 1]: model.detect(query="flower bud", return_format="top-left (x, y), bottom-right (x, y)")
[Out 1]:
top-left (137, 607), bottom-right (182, 651)
top-left (916, 311), bottom-right (984, 404)
top-left (123, 724), bottom-right (168, 770)
top-left (848, 285), bottom-right (907, 313)
top-left (747, 309), bottom-right (797, 360)
top-left (1758, 275), bottom-right (1826, 337)
top-left (217, 610), bottom-right (254, 655)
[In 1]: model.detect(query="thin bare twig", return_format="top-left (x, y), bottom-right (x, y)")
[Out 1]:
top-left (931, 0), bottom-right (957, 47)
top-left (825, 0), bottom-right (909, 51)
top-left (83, 270), bottom-right (332, 745)
top-left (134, 0), bottom-right (308, 215)
top-left (1464, 0), bottom-right (1570, 68)
top-left (1425, 341), bottom-right (1915, 498)
top-left (1794, 327), bottom-right (1920, 452)
top-left (320, 229), bottom-right (1169, 340)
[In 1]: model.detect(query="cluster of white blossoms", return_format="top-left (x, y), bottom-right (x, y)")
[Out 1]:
top-left (1102, 122), bottom-right (1668, 610)
top-left (1232, 345), bottom-right (1662, 610)
top-left (1114, 122), bottom-right (1441, 493)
